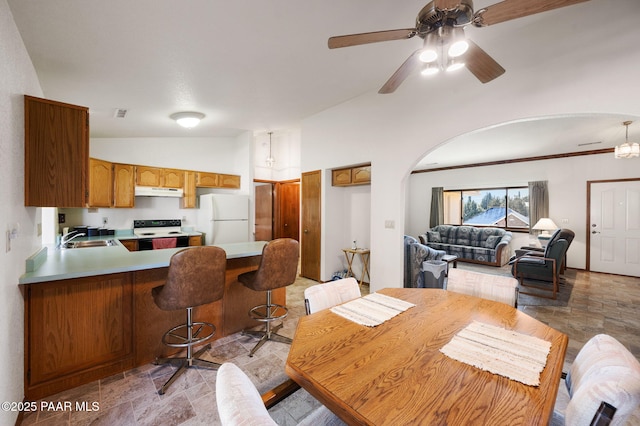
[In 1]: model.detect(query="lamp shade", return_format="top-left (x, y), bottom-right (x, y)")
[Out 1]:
top-left (532, 218), bottom-right (558, 235)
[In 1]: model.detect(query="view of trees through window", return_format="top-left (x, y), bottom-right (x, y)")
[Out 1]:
top-left (444, 187), bottom-right (529, 230)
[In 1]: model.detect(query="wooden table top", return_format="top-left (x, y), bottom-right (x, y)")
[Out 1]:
top-left (285, 288), bottom-right (568, 426)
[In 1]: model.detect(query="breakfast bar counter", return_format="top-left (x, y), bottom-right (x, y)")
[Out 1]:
top-left (19, 241), bottom-right (284, 400)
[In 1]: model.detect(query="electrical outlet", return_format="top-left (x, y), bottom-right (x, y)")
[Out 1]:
top-left (384, 220), bottom-right (395, 229)
top-left (102, 217), bottom-right (108, 226)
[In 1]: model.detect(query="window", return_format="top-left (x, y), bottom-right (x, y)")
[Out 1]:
top-left (443, 187), bottom-right (529, 231)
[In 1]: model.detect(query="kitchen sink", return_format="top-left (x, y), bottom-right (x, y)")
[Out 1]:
top-left (61, 239), bottom-right (118, 249)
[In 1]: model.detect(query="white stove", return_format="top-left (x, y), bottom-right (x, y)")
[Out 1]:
top-left (133, 219), bottom-right (190, 250)
top-left (133, 219), bottom-right (188, 237)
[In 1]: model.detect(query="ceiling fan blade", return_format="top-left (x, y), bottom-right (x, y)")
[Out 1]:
top-left (328, 28), bottom-right (417, 49)
top-left (475, 0), bottom-right (590, 26)
top-left (378, 50), bottom-right (421, 94)
top-left (464, 40), bottom-right (505, 83)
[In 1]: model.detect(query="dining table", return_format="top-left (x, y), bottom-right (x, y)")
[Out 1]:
top-left (285, 288), bottom-right (568, 425)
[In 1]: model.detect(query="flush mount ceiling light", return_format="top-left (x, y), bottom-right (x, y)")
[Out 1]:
top-left (614, 121), bottom-right (640, 159)
top-left (170, 111), bottom-right (205, 128)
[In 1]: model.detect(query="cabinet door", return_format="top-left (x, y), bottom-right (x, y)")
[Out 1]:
top-left (352, 165), bottom-right (371, 184)
top-left (119, 239), bottom-right (138, 251)
top-left (162, 168), bottom-right (184, 188)
top-left (24, 95), bottom-right (89, 207)
top-left (218, 174), bottom-right (241, 189)
top-left (196, 172), bottom-right (219, 187)
top-left (136, 166), bottom-right (162, 187)
top-left (182, 171), bottom-right (196, 208)
top-left (113, 163), bottom-right (135, 208)
top-left (188, 235), bottom-right (202, 246)
top-left (25, 273), bottom-right (133, 399)
top-left (88, 158), bottom-right (113, 207)
top-left (332, 168), bottom-right (351, 186)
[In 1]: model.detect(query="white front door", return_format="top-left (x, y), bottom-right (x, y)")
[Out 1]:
top-left (589, 180), bottom-right (640, 277)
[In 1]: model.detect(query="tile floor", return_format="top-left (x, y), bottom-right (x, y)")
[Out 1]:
top-left (20, 268), bottom-right (640, 425)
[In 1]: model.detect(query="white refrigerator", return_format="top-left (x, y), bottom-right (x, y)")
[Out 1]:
top-left (197, 194), bottom-right (250, 245)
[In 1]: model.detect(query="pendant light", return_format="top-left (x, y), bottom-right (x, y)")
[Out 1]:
top-left (265, 132), bottom-right (275, 167)
top-left (614, 121), bottom-right (640, 159)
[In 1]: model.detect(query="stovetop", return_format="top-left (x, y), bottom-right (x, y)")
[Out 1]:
top-left (133, 219), bottom-right (189, 238)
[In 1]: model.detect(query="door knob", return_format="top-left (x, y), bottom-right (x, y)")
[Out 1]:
top-left (304, 229), bottom-right (308, 233)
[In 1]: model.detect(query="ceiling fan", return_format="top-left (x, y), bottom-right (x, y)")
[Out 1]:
top-left (328, 0), bottom-right (590, 94)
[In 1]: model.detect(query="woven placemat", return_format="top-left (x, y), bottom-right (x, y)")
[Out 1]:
top-left (440, 321), bottom-right (551, 386)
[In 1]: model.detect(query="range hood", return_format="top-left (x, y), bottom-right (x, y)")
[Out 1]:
top-left (134, 186), bottom-right (184, 198)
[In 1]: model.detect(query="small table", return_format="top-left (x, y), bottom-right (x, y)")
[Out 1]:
top-left (442, 254), bottom-right (458, 274)
top-left (342, 248), bottom-right (370, 286)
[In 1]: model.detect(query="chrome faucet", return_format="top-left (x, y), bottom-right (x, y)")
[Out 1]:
top-left (59, 231), bottom-right (86, 248)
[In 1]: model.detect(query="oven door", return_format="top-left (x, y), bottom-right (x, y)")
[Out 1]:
top-left (138, 236), bottom-right (190, 251)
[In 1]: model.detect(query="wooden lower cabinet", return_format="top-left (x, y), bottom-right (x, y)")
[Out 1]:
top-left (119, 239), bottom-right (138, 252)
top-left (24, 273), bottom-right (134, 400)
top-left (22, 257), bottom-right (284, 399)
top-left (188, 235), bottom-right (202, 246)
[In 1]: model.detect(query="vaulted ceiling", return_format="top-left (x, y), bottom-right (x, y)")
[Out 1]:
top-left (8, 0), bottom-right (640, 169)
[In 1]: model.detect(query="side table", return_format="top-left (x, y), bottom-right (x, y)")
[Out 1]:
top-left (342, 248), bottom-right (370, 286)
top-left (441, 254), bottom-right (458, 276)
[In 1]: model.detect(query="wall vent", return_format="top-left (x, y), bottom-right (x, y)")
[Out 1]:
top-left (113, 108), bottom-right (128, 118)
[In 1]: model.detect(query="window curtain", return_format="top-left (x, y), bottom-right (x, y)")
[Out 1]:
top-left (528, 181), bottom-right (549, 234)
top-left (429, 187), bottom-right (444, 228)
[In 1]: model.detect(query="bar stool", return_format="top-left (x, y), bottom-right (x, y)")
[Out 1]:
top-left (239, 238), bottom-right (299, 357)
top-left (152, 246), bottom-right (226, 394)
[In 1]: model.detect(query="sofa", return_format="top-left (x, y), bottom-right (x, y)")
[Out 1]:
top-left (404, 235), bottom-right (446, 288)
top-left (419, 225), bottom-right (512, 267)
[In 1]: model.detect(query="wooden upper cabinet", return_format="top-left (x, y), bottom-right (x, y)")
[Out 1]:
top-left (24, 95), bottom-right (89, 207)
top-left (352, 165), bottom-right (371, 184)
top-left (88, 158), bottom-right (113, 207)
top-left (136, 166), bottom-right (162, 187)
top-left (332, 168), bottom-right (352, 186)
top-left (182, 171), bottom-right (196, 209)
top-left (162, 168), bottom-right (184, 188)
top-left (332, 163), bottom-right (371, 187)
top-left (136, 166), bottom-right (184, 188)
top-left (218, 174), bottom-right (241, 189)
top-left (195, 172), bottom-right (240, 189)
top-left (196, 172), bottom-right (219, 187)
top-left (113, 163), bottom-right (135, 208)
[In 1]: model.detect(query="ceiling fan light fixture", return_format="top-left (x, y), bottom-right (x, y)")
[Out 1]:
top-left (446, 58), bottom-right (465, 72)
top-left (170, 111), bottom-right (205, 128)
top-left (447, 27), bottom-right (469, 57)
top-left (421, 63), bottom-right (440, 76)
top-left (419, 32), bottom-right (439, 63)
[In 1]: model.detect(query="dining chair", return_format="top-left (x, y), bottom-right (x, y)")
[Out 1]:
top-left (553, 334), bottom-right (640, 426)
top-left (304, 277), bottom-right (361, 315)
top-left (215, 363), bottom-right (345, 426)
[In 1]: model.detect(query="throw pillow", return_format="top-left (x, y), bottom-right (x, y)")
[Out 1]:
top-left (484, 235), bottom-right (501, 249)
top-left (427, 231), bottom-right (441, 243)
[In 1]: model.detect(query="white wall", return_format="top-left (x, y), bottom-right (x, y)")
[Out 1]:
top-left (0, 1), bottom-right (44, 423)
top-left (406, 154), bottom-right (640, 270)
top-left (300, 5), bottom-right (640, 292)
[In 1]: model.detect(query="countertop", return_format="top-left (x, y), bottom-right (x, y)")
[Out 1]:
top-left (19, 239), bottom-right (267, 284)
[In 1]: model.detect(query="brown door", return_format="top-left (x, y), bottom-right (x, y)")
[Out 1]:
top-left (276, 181), bottom-right (300, 241)
top-left (301, 171), bottom-right (321, 281)
top-left (254, 183), bottom-right (274, 241)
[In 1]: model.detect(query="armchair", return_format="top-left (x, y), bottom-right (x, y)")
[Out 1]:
top-left (514, 229), bottom-right (575, 273)
top-left (511, 237), bottom-right (569, 300)
top-left (404, 235), bottom-right (446, 288)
